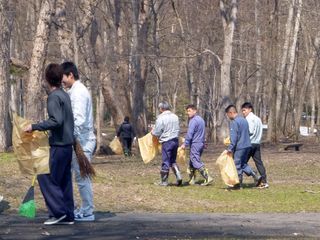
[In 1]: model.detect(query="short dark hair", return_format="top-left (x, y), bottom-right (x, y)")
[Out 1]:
top-left (186, 104), bottom-right (197, 110)
top-left (60, 61), bottom-right (79, 80)
top-left (241, 102), bottom-right (254, 111)
top-left (124, 116), bottom-right (129, 122)
top-left (225, 104), bottom-right (237, 113)
top-left (45, 63), bottom-right (63, 87)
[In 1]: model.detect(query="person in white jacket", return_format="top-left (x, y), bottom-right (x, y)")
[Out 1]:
top-left (61, 62), bottom-right (96, 221)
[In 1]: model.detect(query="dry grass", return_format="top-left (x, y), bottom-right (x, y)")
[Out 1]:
top-left (1, 140), bottom-right (320, 214)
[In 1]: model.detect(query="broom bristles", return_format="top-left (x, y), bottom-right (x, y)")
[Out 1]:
top-left (74, 140), bottom-right (96, 178)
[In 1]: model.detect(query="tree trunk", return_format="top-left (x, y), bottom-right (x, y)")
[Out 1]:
top-left (218, 0), bottom-right (237, 141)
top-left (25, 0), bottom-right (55, 121)
top-left (294, 32), bottom-right (320, 140)
top-left (0, 0), bottom-right (12, 152)
top-left (266, 0), bottom-right (279, 142)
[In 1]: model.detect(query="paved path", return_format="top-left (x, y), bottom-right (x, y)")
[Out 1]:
top-left (1, 211), bottom-right (320, 239)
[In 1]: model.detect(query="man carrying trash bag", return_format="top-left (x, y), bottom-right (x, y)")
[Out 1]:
top-left (24, 63), bottom-right (75, 225)
top-left (225, 105), bottom-right (259, 190)
top-left (151, 101), bottom-right (182, 186)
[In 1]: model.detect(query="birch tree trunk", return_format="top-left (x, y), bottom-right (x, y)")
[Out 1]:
top-left (294, 32), bottom-right (320, 140)
top-left (275, 0), bottom-right (294, 132)
top-left (0, 0), bottom-right (12, 152)
top-left (25, 0), bottom-right (55, 120)
top-left (218, 0), bottom-right (237, 140)
top-left (254, 0), bottom-right (263, 117)
top-left (281, 0), bottom-right (302, 135)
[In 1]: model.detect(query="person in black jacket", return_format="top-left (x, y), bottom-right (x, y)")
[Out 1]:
top-left (24, 63), bottom-right (75, 225)
top-left (117, 116), bottom-right (135, 156)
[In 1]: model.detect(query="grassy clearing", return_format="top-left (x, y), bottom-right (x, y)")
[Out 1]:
top-left (1, 142), bottom-right (320, 214)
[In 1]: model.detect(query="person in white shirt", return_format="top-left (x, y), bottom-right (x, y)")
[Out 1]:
top-left (241, 102), bottom-right (269, 189)
top-left (61, 62), bottom-right (96, 221)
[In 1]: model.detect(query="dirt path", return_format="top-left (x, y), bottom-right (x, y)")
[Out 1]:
top-left (1, 211), bottom-right (319, 239)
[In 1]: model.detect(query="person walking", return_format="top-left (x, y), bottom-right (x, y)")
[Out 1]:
top-left (181, 104), bottom-right (213, 186)
top-left (225, 105), bottom-right (260, 189)
top-left (61, 62), bottom-right (96, 221)
top-left (24, 63), bottom-right (75, 225)
top-left (152, 101), bottom-right (182, 186)
top-left (117, 116), bottom-right (135, 156)
top-left (241, 102), bottom-right (268, 188)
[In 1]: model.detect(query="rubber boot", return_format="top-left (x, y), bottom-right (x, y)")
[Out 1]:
top-left (156, 170), bottom-right (169, 186)
top-left (199, 167), bottom-right (213, 186)
top-left (172, 164), bottom-right (182, 186)
top-left (251, 171), bottom-right (262, 187)
top-left (187, 167), bottom-right (196, 185)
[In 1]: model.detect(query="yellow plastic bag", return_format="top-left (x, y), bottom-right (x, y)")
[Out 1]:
top-left (216, 150), bottom-right (239, 187)
top-left (224, 137), bottom-right (231, 146)
top-left (12, 113), bottom-right (50, 175)
top-left (176, 147), bottom-right (186, 166)
top-left (138, 133), bottom-right (160, 163)
top-left (109, 137), bottom-right (123, 155)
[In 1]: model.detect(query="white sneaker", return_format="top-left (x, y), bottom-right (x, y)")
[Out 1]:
top-left (0, 195), bottom-right (3, 202)
top-left (257, 183), bottom-right (269, 189)
top-left (75, 213), bottom-right (95, 221)
top-left (44, 215), bottom-right (67, 225)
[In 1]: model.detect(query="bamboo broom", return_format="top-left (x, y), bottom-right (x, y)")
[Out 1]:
top-left (73, 140), bottom-right (96, 178)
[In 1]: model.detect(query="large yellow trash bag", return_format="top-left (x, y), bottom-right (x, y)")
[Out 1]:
top-left (176, 147), bottom-right (186, 166)
top-left (216, 150), bottom-right (239, 187)
top-left (109, 137), bottom-right (123, 155)
top-left (12, 113), bottom-right (50, 175)
top-left (138, 133), bottom-right (160, 163)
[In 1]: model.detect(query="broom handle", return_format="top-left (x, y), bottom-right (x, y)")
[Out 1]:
top-left (31, 175), bottom-right (36, 186)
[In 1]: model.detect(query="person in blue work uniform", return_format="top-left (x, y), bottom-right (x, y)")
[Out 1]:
top-left (241, 102), bottom-right (268, 188)
top-left (24, 63), bottom-right (75, 225)
top-left (152, 101), bottom-right (182, 186)
top-left (181, 104), bottom-right (213, 186)
top-left (225, 104), bottom-right (260, 189)
top-left (117, 116), bottom-right (135, 156)
top-left (61, 62), bottom-right (96, 221)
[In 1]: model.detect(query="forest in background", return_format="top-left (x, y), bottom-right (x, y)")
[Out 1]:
top-left (0, 0), bottom-right (320, 152)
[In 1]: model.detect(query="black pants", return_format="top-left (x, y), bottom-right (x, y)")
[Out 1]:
top-left (245, 143), bottom-right (267, 183)
top-left (121, 137), bottom-right (132, 155)
top-left (37, 145), bottom-right (74, 220)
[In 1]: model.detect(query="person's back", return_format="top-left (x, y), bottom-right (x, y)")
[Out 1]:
top-left (246, 112), bottom-right (263, 144)
top-left (154, 110), bottom-right (180, 143)
top-left (230, 115), bottom-right (251, 151)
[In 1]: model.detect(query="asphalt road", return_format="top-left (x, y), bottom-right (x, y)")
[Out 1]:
top-left (1, 208), bottom-right (319, 239)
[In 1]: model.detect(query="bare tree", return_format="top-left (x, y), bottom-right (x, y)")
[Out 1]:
top-left (24, 0), bottom-right (55, 120)
top-left (0, 0), bottom-right (13, 152)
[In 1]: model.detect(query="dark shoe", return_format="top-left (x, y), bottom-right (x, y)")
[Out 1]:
top-left (227, 183), bottom-right (242, 190)
top-left (44, 215), bottom-right (66, 225)
top-left (172, 164), bottom-right (182, 186)
top-left (252, 171), bottom-right (262, 187)
top-left (155, 170), bottom-right (169, 186)
top-left (257, 182), bottom-right (269, 189)
top-left (199, 167), bottom-right (213, 186)
top-left (59, 219), bottom-right (75, 225)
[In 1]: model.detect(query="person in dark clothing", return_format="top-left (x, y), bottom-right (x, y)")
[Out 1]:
top-left (117, 116), bottom-right (135, 156)
top-left (24, 63), bottom-right (75, 225)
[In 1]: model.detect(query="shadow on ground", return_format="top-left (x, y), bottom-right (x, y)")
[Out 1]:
top-left (1, 212), bottom-right (319, 239)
